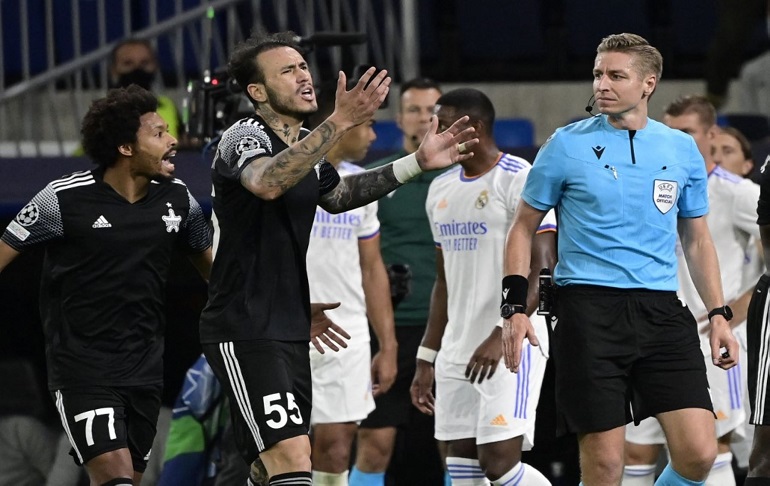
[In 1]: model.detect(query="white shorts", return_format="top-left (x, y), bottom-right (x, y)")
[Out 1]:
top-left (701, 328), bottom-right (746, 440)
top-left (626, 329), bottom-right (748, 445)
top-left (434, 342), bottom-right (546, 448)
top-left (309, 340), bottom-right (374, 425)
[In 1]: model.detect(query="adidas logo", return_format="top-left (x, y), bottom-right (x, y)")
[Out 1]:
top-left (489, 414), bottom-right (508, 426)
top-left (92, 215), bottom-right (112, 228)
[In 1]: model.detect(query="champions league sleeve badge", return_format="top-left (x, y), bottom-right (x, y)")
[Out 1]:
top-left (16, 202), bottom-right (39, 226)
top-left (653, 179), bottom-right (678, 214)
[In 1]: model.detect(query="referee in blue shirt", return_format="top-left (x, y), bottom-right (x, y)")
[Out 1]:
top-left (500, 33), bottom-right (739, 486)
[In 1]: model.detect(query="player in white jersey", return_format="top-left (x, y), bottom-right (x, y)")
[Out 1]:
top-left (411, 88), bottom-right (556, 485)
top-left (305, 83), bottom-right (397, 486)
top-left (624, 96), bottom-right (760, 486)
top-left (712, 126), bottom-right (763, 473)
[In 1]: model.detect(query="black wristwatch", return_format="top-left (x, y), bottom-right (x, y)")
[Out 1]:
top-left (500, 303), bottom-right (526, 319)
top-left (707, 305), bottom-right (733, 322)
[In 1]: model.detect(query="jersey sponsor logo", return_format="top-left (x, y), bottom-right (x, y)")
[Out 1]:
top-left (489, 414), bottom-right (508, 426)
top-left (653, 179), bottom-right (678, 214)
top-left (162, 203), bottom-right (182, 233)
top-left (475, 190), bottom-right (489, 209)
top-left (15, 202), bottom-right (39, 226)
top-left (91, 215), bottom-right (112, 228)
top-left (592, 145), bottom-right (606, 160)
top-left (6, 220), bottom-right (30, 241)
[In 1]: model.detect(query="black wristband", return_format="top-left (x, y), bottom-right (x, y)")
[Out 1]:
top-left (501, 275), bottom-right (529, 307)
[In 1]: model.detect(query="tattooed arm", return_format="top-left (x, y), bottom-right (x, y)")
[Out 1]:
top-left (319, 164), bottom-right (402, 213)
top-left (241, 120), bottom-right (345, 200)
top-left (319, 114), bottom-right (480, 213)
top-left (240, 68), bottom-right (391, 200)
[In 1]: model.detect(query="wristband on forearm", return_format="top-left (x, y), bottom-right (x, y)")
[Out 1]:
top-left (392, 153), bottom-right (423, 183)
top-left (501, 275), bottom-right (529, 307)
top-left (416, 345), bottom-right (438, 363)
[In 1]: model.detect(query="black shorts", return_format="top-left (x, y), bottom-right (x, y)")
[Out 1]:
top-left (202, 340), bottom-right (311, 460)
top-left (747, 274), bottom-right (770, 425)
top-left (552, 285), bottom-right (712, 435)
top-left (360, 325), bottom-right (424, 429)
top-left (52, 384), bottom-right (162, 472)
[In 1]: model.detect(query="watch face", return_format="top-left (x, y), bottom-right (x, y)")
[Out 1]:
top-left (500, 304), bottom-right (514, 319)
top-left (724, 306), bottom-right (733, 320)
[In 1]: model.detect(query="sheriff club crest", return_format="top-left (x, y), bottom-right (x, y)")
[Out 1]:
top-left (653, 179), bottom-right (677, 214)
top-left (475, 190), bottom-right (489, 209)
top-left (162, 202), bottom-right (181, 232)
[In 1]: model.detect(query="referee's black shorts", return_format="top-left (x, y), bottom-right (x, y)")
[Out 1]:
top-left (202, 339), bottom-right (312, 460)
top-left (747, 274), bottom-right (770, 425)
top-left (552, 285), bottom-right (712, 435)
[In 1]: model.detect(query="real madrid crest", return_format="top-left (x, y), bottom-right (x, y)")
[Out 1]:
top-left (475, 190), bottom-right (489, 209)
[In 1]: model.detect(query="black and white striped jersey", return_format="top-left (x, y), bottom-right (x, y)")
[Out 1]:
top-left (1, 169), bottom-right (211, 390)
top-left (199, 114), bottom-right (340, 344)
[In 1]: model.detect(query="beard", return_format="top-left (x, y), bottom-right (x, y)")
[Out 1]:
top-left (264, 84), bottom-right (317, 119)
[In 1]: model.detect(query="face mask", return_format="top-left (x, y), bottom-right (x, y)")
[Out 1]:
top-left (111, 68), bottom-right (156, 91)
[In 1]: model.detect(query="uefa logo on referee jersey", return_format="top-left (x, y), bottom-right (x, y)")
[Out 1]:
top-left (653, 179), bottom-right (678, 214)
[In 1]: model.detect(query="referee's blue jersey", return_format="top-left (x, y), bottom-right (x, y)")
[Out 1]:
top-left (523, 115), bottom-right (708, 290)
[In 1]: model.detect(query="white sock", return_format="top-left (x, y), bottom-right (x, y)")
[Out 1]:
top-left (705, 452), bottom-right (735, 486)
top-left (446, 457), bottom-right (490, 486)
top-left (491, 461), bottom-right (551, 485)
top-left (622, 464), bottom-right (656, 486)
top-left (312, 470), bottom-right (349, 486)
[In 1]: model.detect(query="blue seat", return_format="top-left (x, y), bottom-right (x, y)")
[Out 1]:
top-left (494, 118), bottom-right (535, 149)
top-left (371, 120), bottom-right (403, 152)
top-left (717, 114), bottom-right (770, 141)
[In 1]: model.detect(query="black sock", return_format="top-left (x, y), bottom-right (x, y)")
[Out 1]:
top-left (268, 471), bottom-right (312, 485)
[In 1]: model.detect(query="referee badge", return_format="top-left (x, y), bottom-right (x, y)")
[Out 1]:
top-left (653, 179), bottom-right (677, 214)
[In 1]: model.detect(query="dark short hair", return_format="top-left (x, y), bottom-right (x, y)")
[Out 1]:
top-left (399, 77), bottom-right (441, 99)
top-left (228, 31), bottom-right (303, 108)
top-left (664, 95), bottom-right (717, 128)
top-left (109, 38), bottom-right (155, 67)
top-left (720, 126), bottom-right (753, 161)
top-left (81, 85), bottom-right (158, 168)
top-left (435, 88), bottom-right (495, 135)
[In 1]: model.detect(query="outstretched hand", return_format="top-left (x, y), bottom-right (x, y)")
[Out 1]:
top-left (331, 68), bottom-right (391, 130)
top-left (414, 115), bottom-right (478, 171)
top-left (310, 302), bottom-right (351, 354)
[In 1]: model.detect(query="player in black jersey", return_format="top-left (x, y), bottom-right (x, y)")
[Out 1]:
top-left (746, 159), bottom-right (770, 485)
top-left (0, 85), bottom-right (212, 486)
top-left (198, 31), bottom-right (478, 486)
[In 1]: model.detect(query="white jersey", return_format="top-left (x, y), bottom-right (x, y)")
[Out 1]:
top-left (426, 154), bottom-right (557, 365)
top-left (306, 162), bottom-right (380, 343)
top-left (677, 166), bottom-right (760, 330)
